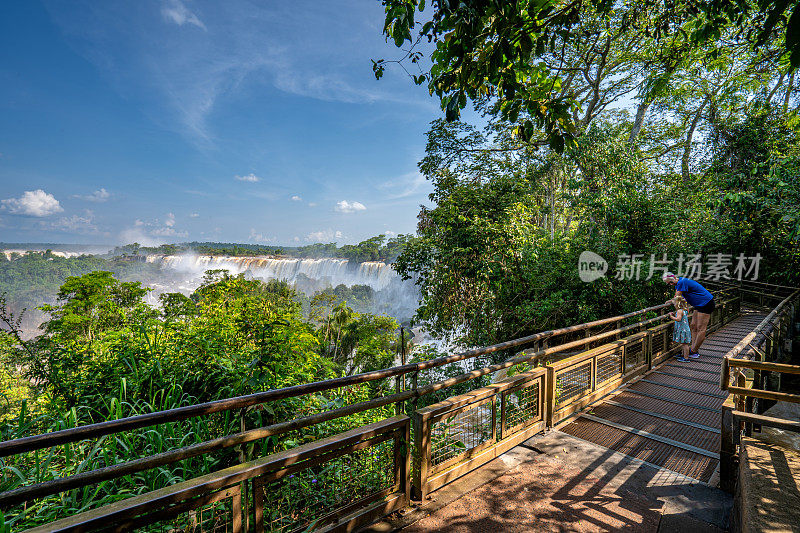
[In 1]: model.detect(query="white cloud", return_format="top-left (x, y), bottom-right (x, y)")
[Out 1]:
top-left (44, 1), bottom-right (441, 149)
top-left (291, 195), bottom-right (302, 202)
top-left (124, 214), bottom-right (187, 243)
top-left (161, 0), bottom-right (206, 30)
top-left (384, 230), bottom-right (397, 237)
top-left (308, 202), bottom-right (317, 207)
top-left (235, 173), bottom-right (261, 182)
top-left (1, 189), bottom-right (63, 217)
top-left (189, 212), bottom-right (199, 217)
top-left (151, 226), bottom-right (188, 237)
top-left (73, 188), bottom-right (111, 202)
top-left (306, 229), bottom-right (343, 242)
top-left (380, 171), bottom-right (430, 200)
top-left (52, 211), bottom-right (98, 234)
top-left (334, 200), bottom-right (366, 214)
top-left (119, 227), bottom-right (161, 246)
top-left (249, 228), bottom-right (274, 243)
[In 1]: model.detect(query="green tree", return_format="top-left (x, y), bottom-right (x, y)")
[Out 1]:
top-left (376, 0), bottom-right (796, 149)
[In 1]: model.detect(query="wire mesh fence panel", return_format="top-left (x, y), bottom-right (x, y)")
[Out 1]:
top-left (595, 349), bottom-right (622, 385)
top-left (430, 400), bottom-right (495, 470)
top-left (254, 437), bottom-right (396, 533)
top-left (651, 328), bottom-right (665, 357)
top-left (625, 338), bottom-right (646, 372)
top-left (1, 415), bottom-right (241, 530)
top-left (502, 380), bottom-right (541, 437)
top-left (588, 325), bottom-right (614, 350)
top-left (555, 361), bottom-right (592, 408)
top-left (113, 486), bottom-right (242, 533)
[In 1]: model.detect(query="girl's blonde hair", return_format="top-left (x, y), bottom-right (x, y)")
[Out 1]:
top-left (673, 296), bottom-right (689, 311)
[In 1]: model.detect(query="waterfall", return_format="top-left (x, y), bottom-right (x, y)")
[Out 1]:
top-left (2, 249), bottom-right (84, 260)
top-left (144, 254), bottom-right (419, 322)
top-left (146, 255), bottom-right (398, 290)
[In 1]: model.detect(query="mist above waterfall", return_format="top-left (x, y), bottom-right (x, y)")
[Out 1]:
top-left (145, 254), bottom-right (419, 322)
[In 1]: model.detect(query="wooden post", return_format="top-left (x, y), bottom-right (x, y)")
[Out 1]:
top-left (500, 391), bottom-right (507, 440)
top-left (394, 420), bottom-right (411, 505)
top-left (545, 366), bottom-right (556, 428)
top-left (720, 357), bottom-right (730, 391)
top-left (402, 418), bottom-right (411, 504)
top-left (397, 327), bottom-right (406, 416)
top-left (238, 409), bottom-right (249, 533)
top-left (411, 370), bottom-right (419, 414)
top-left (621, 343), bottom-right (628, 375)
top-left (646, 331), bottom-right (653, 371)
top-left (720, 397), bottom-right (738, 494)
top-left (413, 411), bottom-right (431, 501)
top-left (491, 395), bottom-right (497, 442)
top-left (738, 373), bottom-right (753, 437)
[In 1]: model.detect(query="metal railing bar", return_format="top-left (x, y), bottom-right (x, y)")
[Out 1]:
top-left (623, 390), bottom-right (721, 412)
top-left (652, 370), bottom-right (719, 384)
top-left (578, 413), bottom-right (718, 458)
top-left (601, 400), bottom-right (720, 433)
top-left (726, 386), bottom-right (800, 404)
top-left (639, 380), bottom-right (728, 399)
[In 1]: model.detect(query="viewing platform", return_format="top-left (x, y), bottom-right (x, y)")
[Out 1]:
top-left (2, 280), bottom-right (798, 532)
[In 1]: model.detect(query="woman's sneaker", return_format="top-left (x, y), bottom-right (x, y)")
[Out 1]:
top-left (676, 355), bottom-right (689, 362)
top-left (688, 352), bottom-right (700, 359)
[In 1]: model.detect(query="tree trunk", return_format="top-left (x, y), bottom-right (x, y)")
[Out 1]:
top-left (628, 99), bottom-right (651, 144)
top-left (766, 73), bottom-right (785, 105)
top-left (783, 70), bottom-right (795, 114)
top-left (681, 96), bottom-right (710, 180)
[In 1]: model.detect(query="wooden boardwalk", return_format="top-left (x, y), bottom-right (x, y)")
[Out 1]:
top-left (557, 312), bottom-right (765, 482)
top-left (394, 314), bottom-right (766, 532)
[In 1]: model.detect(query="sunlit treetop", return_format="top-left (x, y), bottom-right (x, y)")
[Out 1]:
top-left (375, 0), bottom-right (798, 151)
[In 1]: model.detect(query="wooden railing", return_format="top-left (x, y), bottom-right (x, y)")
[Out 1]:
top-left (410, 293), bottom-right (741, 500)
top-left (413, 367), bottom-right (547, 499)
top-left (719, 287), bottom-right (800, 493)
top-left (0, 282), bottom-right (773, 532)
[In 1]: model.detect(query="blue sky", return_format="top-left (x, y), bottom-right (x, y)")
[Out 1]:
top-left (0, 0), bottom-right (444, 246)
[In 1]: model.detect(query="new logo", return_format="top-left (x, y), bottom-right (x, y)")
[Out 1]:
top-left (578, 251), bottom-right (607, 282)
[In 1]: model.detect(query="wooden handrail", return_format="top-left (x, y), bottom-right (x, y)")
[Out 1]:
top-left (726, 386), bottom-right (800, 405)
top-left (720, 289), bottom-right (799, 390)
top-left (0, 287), bottom-right (735, 511)
top-left (22, 416), bottom-right (410, 533)
top-left (731, 411), bottom-right (800, 433)
top-left (0, 311), bottom-right (674, 508)
top-left (727, 359), bottom-right (800, 375)
top-left (0, 301), bottom-right (680, 458)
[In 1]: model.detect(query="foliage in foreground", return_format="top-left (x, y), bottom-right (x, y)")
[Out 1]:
top-left (0, 270), bottom-right (401, 529)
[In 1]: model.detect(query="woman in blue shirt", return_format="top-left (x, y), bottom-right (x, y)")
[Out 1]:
top-left (662, 272), bottom-right (715, 358)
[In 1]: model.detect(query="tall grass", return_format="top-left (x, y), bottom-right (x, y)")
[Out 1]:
top-left (1, 378), bottom-right (396, 531)
top-left (1, 382), bottom-right (240, 530)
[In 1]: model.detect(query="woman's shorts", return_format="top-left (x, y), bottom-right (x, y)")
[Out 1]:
top-left (694, 298), bottom-right (716, 314)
